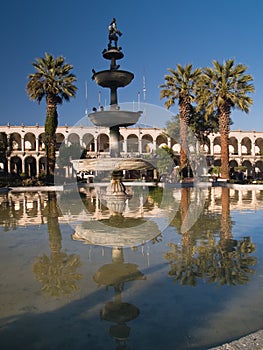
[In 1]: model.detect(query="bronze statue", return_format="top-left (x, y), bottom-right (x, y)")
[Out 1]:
top-left (108, 18), bottom-right (122, 49)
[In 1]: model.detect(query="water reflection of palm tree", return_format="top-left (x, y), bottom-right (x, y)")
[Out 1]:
top-left (205, 187), bottom-right (257, 285)
top-left (165, 188), bottom-right (202, 286)
top-left (164, 187), bottom-right (257, 286)
top-left (33, 192), bottom-right (82, 297)
top-left (93, 247), bottom-right (145, 350)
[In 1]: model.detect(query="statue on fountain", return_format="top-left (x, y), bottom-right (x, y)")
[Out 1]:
top-left (108, 18), bottom-right (122, 49)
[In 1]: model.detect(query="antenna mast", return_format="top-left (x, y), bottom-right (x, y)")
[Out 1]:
top-left (85, 80), bottom-right (88, 116)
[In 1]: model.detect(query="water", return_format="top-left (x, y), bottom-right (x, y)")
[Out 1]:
top-left (0, 185), bottom-right (263, 350)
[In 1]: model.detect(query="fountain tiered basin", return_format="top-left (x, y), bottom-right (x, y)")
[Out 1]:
top-left (92, 70), bottom-right (134, 88)
top-left (88, 109), bottom-right (142, 127)
top-left (72, 157), bottom-right (155, 172)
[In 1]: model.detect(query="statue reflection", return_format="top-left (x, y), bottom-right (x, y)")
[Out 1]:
top-left (33, 192), bottom-right (83, 297)
top-left (94, 247), bottom-right (145, 350)
top-left (165, 187), bottom-right (257, 286)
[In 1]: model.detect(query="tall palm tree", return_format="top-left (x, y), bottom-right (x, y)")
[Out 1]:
top-left (26, 52), bottom-right (77, 182)
top-left (197, 59), bottom-right (254, 180)
top-left (160, 64), bottom-right (201, 175)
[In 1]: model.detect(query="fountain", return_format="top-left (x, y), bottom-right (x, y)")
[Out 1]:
top-left (72, 18), bottom-right (155, 202)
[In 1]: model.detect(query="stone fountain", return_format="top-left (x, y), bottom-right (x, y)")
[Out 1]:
top-left (72, 18), bottom-right (154, 202)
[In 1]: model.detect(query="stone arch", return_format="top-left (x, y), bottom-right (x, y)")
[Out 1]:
top-left (229, 159), bottom-right (238, 168)
top-left (229, 137), bottom-right (238, 155)
top-left (97, 133), bottom-right (109, 152)
top-left (229, 159), bottom-right (239, 179)
top-left (25, 156), bottom-right (37, 177)
top-left (255, 160), bottom-right (263, 179)
top-left (200, 136), bottom-right (210, 154)
top-left (83, 133), bottom-right (95, 151)
top-left (68, 133), bottom-right (80, 145)
top-left (242, 160), bottom-right (253, 177)
top-left (10, 156), bottom-right (22, 174)
top-left (255, 138), bottom-right (263, 155)
top-left (38, 133), bottom-right (45, 151)
top-left (142, 134), bottom-right (153, 153)
top-left (24, 132), bottom-right (36, 150)
top-left (39, 157), bottom-right (46, 175)
top-left (241, 137), bottom-right (252, 155)
top-left (213, 136), bottom-right (221, 154)
top-left (56, 133), bottom-right (65, 151)
top-left (127, 134), bottom-right (139, 153)
top-left (10, 133), bottom-right (22, 150)
top-left (156, 134), bottom-right (168, 148)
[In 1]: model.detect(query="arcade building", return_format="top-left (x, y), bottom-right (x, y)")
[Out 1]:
top-left (0, 123), bottom-right (263, 179)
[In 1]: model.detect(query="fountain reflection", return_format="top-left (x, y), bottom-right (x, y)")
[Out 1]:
top-left (94, 247), bottom-right (145, 350)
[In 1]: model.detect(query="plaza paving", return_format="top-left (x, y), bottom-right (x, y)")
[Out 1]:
top-left (209, 329), bottom-right (263, 350)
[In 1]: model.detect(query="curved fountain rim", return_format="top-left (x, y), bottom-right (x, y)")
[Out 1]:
top-left (71, 157), bottom-right (156, 171)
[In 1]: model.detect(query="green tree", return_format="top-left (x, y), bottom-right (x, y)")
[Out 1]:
top-left (56, 143), bottom-right (86, 168)
top-left (26, 53), bottom-right (77, 183)
top-left (196, 59), bottom-right (254, 180)
top-left (160, 64), bottom-right (201, 174)
top-left (166, 108), bottom-right (219, 154)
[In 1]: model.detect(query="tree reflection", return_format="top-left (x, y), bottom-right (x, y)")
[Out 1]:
top-left (164, 187), bottom-right (257, 286)
top-left (33, 192), bottom-right (83, 297)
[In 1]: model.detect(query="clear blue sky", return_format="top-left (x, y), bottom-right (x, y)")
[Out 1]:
top-left (0, 0), bottom-right (262, 130)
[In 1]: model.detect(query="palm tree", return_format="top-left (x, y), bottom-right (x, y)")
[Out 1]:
top-left (160, 64), bottom-right (201, 175)
top-left (197, 59), bottom-right (254, 180)
top-left (26, 52), bottom-right (77, 182)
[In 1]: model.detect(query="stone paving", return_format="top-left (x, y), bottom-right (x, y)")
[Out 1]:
top-left (209, 329), bottom-right (263, 350)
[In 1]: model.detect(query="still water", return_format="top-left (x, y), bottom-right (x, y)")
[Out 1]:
top-left (0, 185), bottom-right (263, 350)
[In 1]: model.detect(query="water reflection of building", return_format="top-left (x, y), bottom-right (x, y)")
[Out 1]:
top-left (1, 124), bottom-right (263, 178)
top-left (210, 187), bottom-right (263, 212)
top-left (1, 187), bottom-right (263, 230)
top-left (0, 191), bottom-right (66, 228)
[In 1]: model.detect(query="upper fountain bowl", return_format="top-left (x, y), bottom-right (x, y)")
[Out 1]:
top-left (93, 70), bottom-right (134, 88)
top-left (102, 47), bottom-right (124, 60)
top-left (88, 109), bottom-right (142, 127)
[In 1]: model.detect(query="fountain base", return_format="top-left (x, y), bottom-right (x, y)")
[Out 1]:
top-left (102, 171), bottom-right (132, 211)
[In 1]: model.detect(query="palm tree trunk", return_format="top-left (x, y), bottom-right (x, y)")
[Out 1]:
top-left (220, 187), bottom-right (231, 239)
top-left (180, 117), bottom-right (188, 171)
top-left (45, 103), bottom-right (58, 183)
top-left (219, 104), bottom-right (230, 180)
top-left (179, 98), bottom-right (191, 177)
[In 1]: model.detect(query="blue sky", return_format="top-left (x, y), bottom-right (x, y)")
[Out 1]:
top-left (0, 0), bottom-right (262, 130)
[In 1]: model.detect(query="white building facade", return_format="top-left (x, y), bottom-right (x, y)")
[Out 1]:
top-left (0, 124), bottom-right (263, 178)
